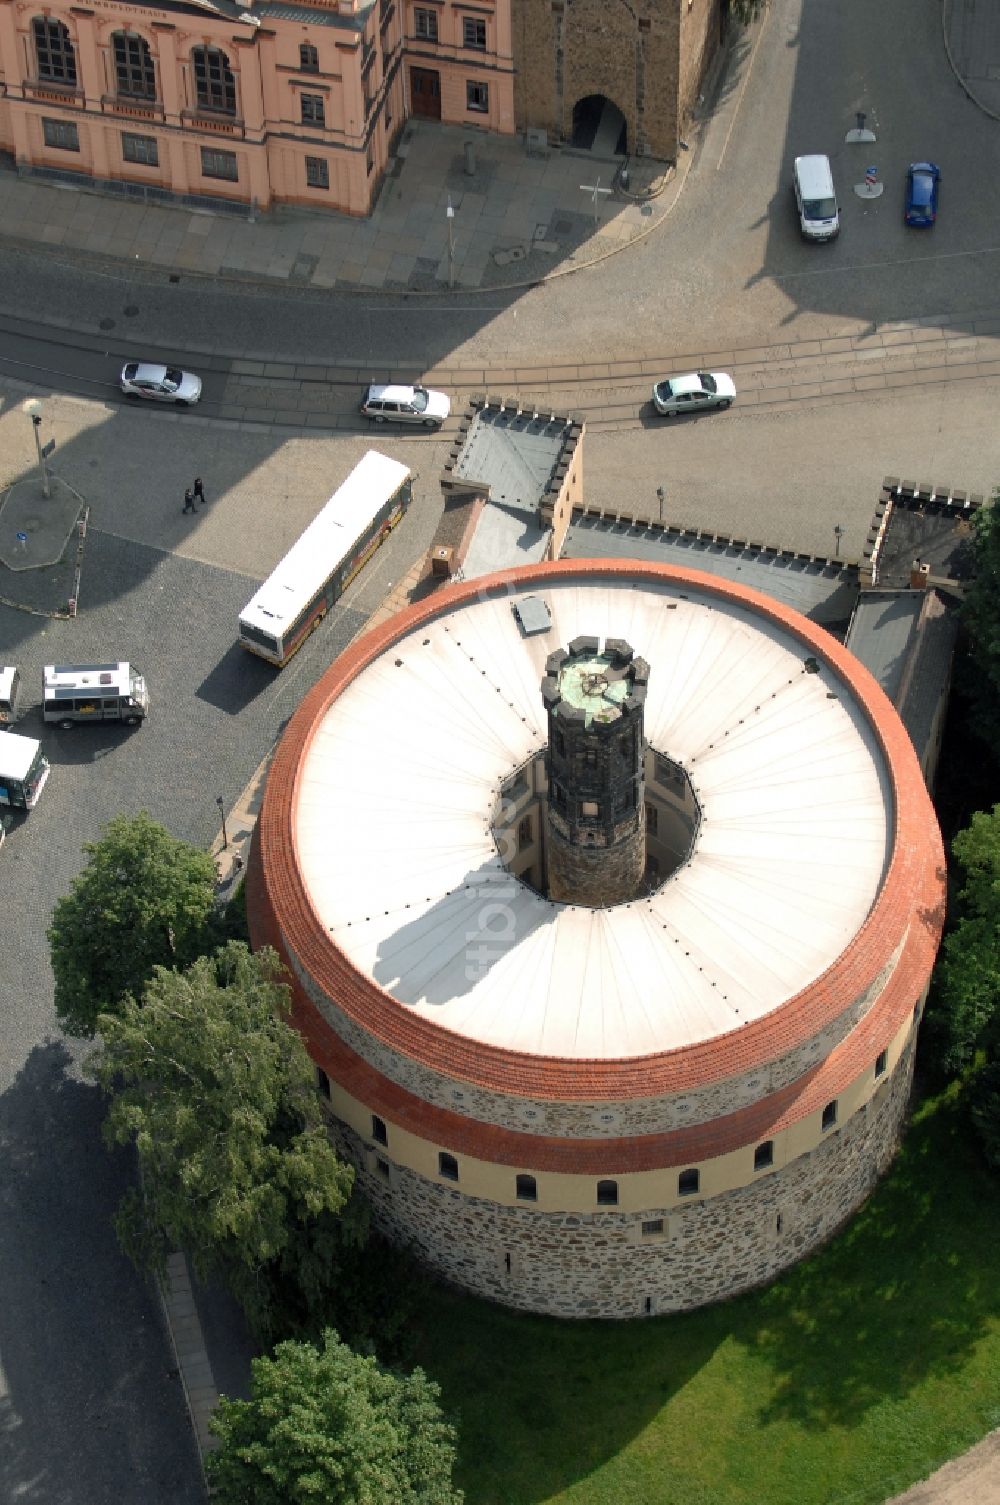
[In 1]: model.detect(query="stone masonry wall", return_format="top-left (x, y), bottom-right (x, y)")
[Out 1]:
top-left (332, 1039), bottom-right (915, 1318)
top-left (290, 936), bottom-right (903, 1140)
top-left (511, 0), bottom-right (683, 160)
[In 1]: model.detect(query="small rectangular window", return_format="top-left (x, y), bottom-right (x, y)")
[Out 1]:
top-left (875, 1049), bottom-right (887, 1078)
top-left (463, 15), bottom-right (487, 48)
top-left (375, 1155), bottom-right (391, 1181)
top-left (517, 816), bottom-right (532, 852)
top-left (438, 1151), bottom-right (458, 1181)
top-left (645, 802), bottom-right (658, 835)
top-left (316, 1067), bottom-right (331, 1099)
top-left (821, 1099), bottom-right (838, 1131)
top-left (641, 1218), bottom-right (664, 1237)
top-left (301, 92), bottom-right (326, 126)
top-left (754, 1140), bottom-right (773, 1171)
top-left (122, 131), bottom-right (158, 167)
top-left (466, 80), bottom-right (489, 113)
top-left (200, 147), bottom-right (238, 181)
top-left (414, 6), bottom-right (438, 39)
top-left (305, 155), bottom-right (329, 189)
top-left (371, 1114), bottom-right (387, 1145)
top-left (299, 42), bottom-right (319, 71)
top-left (515, 1173), bottom-right (537, 1201)
top-left (42, 118), bottom-right (80, 152)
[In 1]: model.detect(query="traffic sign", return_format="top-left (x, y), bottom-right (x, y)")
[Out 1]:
top-left (41, 438), bottom-right (56, 458)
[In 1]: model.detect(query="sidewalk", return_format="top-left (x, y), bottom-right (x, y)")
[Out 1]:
top-left (0, 121), bottom-right (676, 297)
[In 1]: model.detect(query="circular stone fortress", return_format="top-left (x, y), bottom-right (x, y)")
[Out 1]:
top-left (247, 559), bottom-right (945, 1319)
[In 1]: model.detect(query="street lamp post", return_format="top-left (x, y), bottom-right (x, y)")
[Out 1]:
top-left (216, 794), bottom-right (228, 850)
top-left (446, 196), bottom-right (456, 288)
top-left (834, 524), bottom-right (845, 558)
top-left (24, 399), bottom-right (50, 499)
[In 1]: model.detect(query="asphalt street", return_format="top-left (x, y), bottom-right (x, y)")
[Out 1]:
top-left (2, 0), bottom-right (1000, 1501)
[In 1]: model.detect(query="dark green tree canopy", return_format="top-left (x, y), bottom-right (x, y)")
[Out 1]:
top-left (932, 805), bottom-right (1000, 1073)
top-left (48, 810), bottom-right (217, 1036)
top-left (88, 942), bottom-right (360, 1337)
top-left (207, 1329), bottom-right (463, 1505)
top-left (960, 492), bottom-right (1000, 746)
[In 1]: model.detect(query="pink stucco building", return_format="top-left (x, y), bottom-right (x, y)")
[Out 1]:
top-left (0, 0), bottom-right (514, 215)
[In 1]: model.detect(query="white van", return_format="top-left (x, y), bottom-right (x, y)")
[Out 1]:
top-left (793, 155), bottom-right (839, 241)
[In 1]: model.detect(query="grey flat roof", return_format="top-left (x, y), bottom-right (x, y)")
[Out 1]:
top-left (844, 591), bottom-right (923, 703)
top-left (564, 515), bottom-right (859, 628)
top-left (846, 589), bottom-right (958, 769)
top-left (453, 408), bottom-right (572, 513)
top-left (462, 500), bottom-right (551, 580)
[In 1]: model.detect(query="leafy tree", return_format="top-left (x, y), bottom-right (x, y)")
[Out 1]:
top-left (88, 942), bottom-right (361, 1341)
top-left (931, 806), bottom-right (1000, 1072)
top-left (960, 489), bottom-right (1000, 746)
top-left (207, 1329), bottom-right (463, 1505)
top-left (48, 811), bottom-right (217, 1036)
top-left (729, 0), bottom-right (768, 24)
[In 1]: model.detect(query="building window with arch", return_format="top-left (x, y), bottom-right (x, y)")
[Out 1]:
top-left (192, 46), bottom-right (236, 115)
top-left (371, 1113), bottom-right (387, 1145)
top-left (753, 1140), bottom-right (773, 1171)
top-left (33, 18), bottom-right (77, 85)
top-left (299, 42), bottom-right (319, 71)
top-left (113, 33), bottom-right (155, 99)
top-left (874, 1049), bottom-right (887, 1078)
top-left (821, 1099), bottom-right (838, 1131)
top-left (678, 1167), bottom-right (700, 1196)
top-left (515, 1173), bottom-right (537, 1201)
top-left (438, 1151), bottom-right (459, 1181)
top-left (596, 1178), bottom-right (618, 1206)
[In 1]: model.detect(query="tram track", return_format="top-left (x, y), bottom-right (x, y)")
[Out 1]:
top-left (1, 306), bottom-right (999, 435)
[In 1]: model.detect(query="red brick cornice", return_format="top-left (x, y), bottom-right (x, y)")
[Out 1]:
top-left (248, 559), bottom-right (946, 1103)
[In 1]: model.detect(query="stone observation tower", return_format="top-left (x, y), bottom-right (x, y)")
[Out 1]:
top-left (542, 636), bottom-right (648, 907)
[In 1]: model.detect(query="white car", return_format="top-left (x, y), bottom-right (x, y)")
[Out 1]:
top-left (651, 371), bottom-right (736, 416)
top-left (120, 361), bottom-right (203, 406)
top-left (360, 382), bottom-right (450, 428)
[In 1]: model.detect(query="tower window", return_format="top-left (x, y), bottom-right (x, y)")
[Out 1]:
top-left (371, 1114), bottom-right (387, 1145)
top-left (316, 1067), bottom-right (331, 1099)
top-left (375, 1156), bottom-right (390, 1181)
top-left (754, 1140), bottom-right (773, 1170)
top-left (641, 1218), bottom-right (664, 1237)
top-left (515, 1173), bottom-right (537, 1201)
top-left (678, 1168), bottom-right (699, 1196)
top-left (821, 1100), bottom-right (838, 1131)
top-left (517, 816), bottom-right (532, 851)
top-left (438, 1151), bottom-right (459, 1181)
top-left (875, 1049), bottom-right (887, 1078)
top-left (596, 1178), bottom-right (618, 1206)
top-left (645, 802), bottom-right (658, 835)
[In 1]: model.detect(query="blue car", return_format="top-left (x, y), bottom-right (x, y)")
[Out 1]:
top-left (904, 162), bottom-right (940, 226)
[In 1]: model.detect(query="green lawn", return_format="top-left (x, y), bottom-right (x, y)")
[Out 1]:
top-left (411, 1084), bottom-right (1000, 1505)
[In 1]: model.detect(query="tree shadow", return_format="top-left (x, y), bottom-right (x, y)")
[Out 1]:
top-left (0, 1042), bottom-right (205, 1505)
top-left (748, 1085), bottom-right (1000, 1429)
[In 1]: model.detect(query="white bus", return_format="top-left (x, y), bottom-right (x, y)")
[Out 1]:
top-left (0, 731), bottom-right (50, 810)
top-left (238, 451), bottom-right (412, 667)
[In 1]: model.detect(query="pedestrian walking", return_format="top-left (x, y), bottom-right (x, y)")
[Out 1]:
top-left (193, 477), bottom-right (206, 506)
top-left (182, 488), bottom-right (195, 514)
